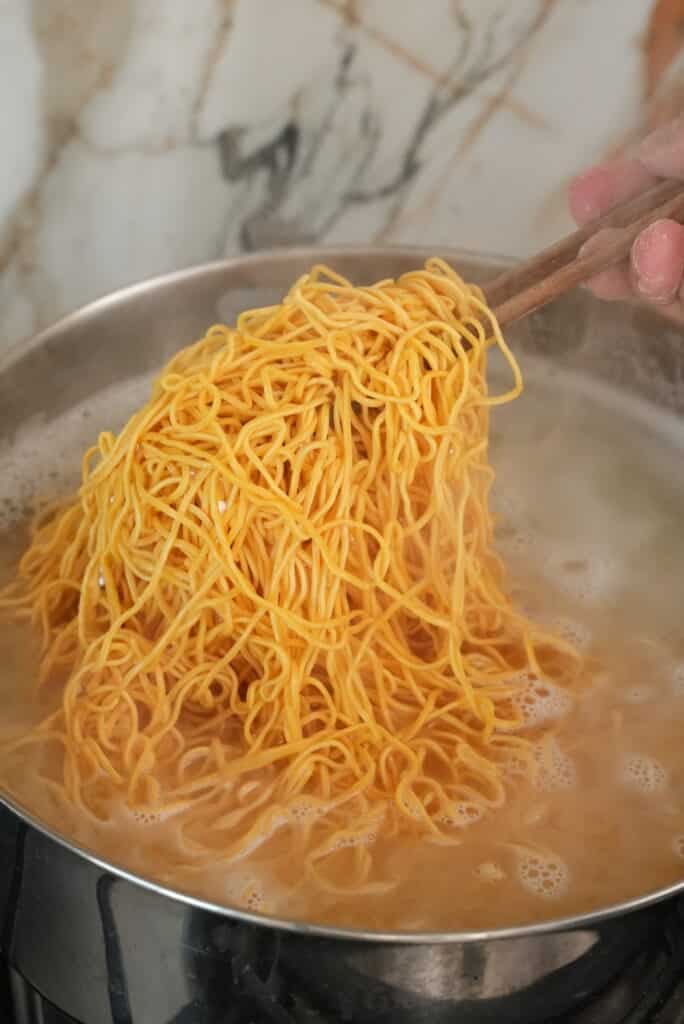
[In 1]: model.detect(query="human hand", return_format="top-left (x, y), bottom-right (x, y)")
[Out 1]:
top-left (569, 115), bottom-right (684, 321)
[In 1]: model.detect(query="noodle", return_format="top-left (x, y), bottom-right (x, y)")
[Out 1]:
top-left (0, 259), bottom-right (579, 889)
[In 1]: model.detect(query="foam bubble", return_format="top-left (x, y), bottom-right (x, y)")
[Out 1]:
top-left (546, 615), bottom-right (593, 652)
top-left (475, 861), bottom-right (505, 883)
top-left (245, 889), bottom-right (265, 912)
top-left (132, 810), bottom-right (162, 826)
top-left (512, 671), bottom-right (573, 727)
top-left (543, 545), bottom-right (619, 605)
top-left (501, 752), bottom-right (530, 781)
top-left (672, 835), bottom-right (684, 860)
top-left (619, 753), bottom-right (668, 795)
top-left (130, 807), bottom-right (182, 826)
top-left (287, 797), bottom-right (328, 824)
top-left (329, 831), bottom-right (377, 852)
top-left (224, 873), bottom-right (269, 913)
top-left (439, 802), bottom-right (483, 828)
top-left (517, 852), bottom-right (569, 899)
top-left (533, 739), bottom-right (576, 792)
top-left (325, 804), bottom-right (386, 850)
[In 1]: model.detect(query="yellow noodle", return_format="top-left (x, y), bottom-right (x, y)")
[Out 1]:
top-left (0, 259), bottom-right (579, 881)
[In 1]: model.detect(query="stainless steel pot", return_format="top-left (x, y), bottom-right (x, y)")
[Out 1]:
top-left (0, 247), bottom-right (683, 1024)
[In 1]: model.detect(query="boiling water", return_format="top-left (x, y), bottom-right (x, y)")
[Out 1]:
top-left (1, 359), bottom-right (684, 932)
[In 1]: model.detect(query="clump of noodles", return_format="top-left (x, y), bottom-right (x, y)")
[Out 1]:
top-left (0, 259), bottom-right (579, 894)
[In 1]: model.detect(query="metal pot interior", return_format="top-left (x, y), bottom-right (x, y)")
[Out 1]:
top-left (0, 245), bottom-right (683, 944)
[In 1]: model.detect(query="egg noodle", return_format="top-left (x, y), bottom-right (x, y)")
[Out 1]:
top-left (0, 259), bottom-right (579, 894)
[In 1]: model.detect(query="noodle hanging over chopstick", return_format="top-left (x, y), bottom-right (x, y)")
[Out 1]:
top-left (0, 259), bottom-right (579, 891)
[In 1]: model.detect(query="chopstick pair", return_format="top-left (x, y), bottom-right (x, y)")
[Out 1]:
top-left (483, 178), bottom-right (684, 327)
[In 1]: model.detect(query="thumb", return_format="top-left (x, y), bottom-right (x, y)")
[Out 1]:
top-left (638, 114), bottom-right (684, 178)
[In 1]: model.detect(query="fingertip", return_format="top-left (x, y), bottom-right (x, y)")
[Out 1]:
top-left (631, 219), bottom-right (684, 302)
top-left (568, 168), bottom-right (608, 226)
top-left (568, 159), bottom-right (657, 225)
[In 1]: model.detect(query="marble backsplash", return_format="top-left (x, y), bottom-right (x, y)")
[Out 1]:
top-left (0, 0), bottom-right (678, 349)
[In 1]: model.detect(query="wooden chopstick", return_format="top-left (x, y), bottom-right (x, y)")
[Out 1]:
top-left (483, 178), bottom-right (684, 327)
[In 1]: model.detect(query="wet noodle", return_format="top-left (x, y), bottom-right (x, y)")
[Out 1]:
top-left (0, 260), bottom-right (579, 902)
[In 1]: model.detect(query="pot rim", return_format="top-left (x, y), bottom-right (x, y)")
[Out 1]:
top-left (2, 244), bottom-right (683, 945)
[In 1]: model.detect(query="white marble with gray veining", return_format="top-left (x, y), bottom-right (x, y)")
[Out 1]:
top-left (0, 0), bottom-right (655, 349)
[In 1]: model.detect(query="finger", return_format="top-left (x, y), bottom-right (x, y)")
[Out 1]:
top-left (584, 266), bottom-right (633, 301)
top-left (638, 114), bottom-right (684, 179)
top-left (578, 229), bottom-right (633, 301)
top-left (630, 219), bottom-right (684, 303)
top-left (568, 157), bottom-right (657, 226)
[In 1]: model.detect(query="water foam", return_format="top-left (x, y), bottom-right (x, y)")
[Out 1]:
top-left (474, 861), bottom-right (506, 883)
top-left (533, 739), bottom-right (576, 792)
top-left (491, 471), bottom-right (541, 563)
top-left (124, 804), bottom-right (187, 827)
top-left (501, 751), bottom-right (531, 781)
top-left (546, 615), bottom-right (593, 652)
top-left (223, 872), bottom-right (269, 913)
top-left (512, 671), bottom-right (573, 727)
top-left (132, 809), bottom-right (167, 826)
top-left (439, 802), bottom-right (483, 828)
top-left (672, 835), bottom-right (684, 860)
top-left (0, 373), bottom-right (154, 533)
top-left (328, 831), bottom-right (377, 852)
top-left (287, 796), bottom-right (329, 824)
top-left (517, 852), bottom-right (569, 899)
top-left (543, 544), bottom-right (620, 606)
top-left (619, 753), bottom-right (668, 795)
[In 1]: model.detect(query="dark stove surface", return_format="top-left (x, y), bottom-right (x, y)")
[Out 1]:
top-left (568, 901), bottom-right (684, 1024)
top-left (3, 899), bottom-right (684, 1024)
